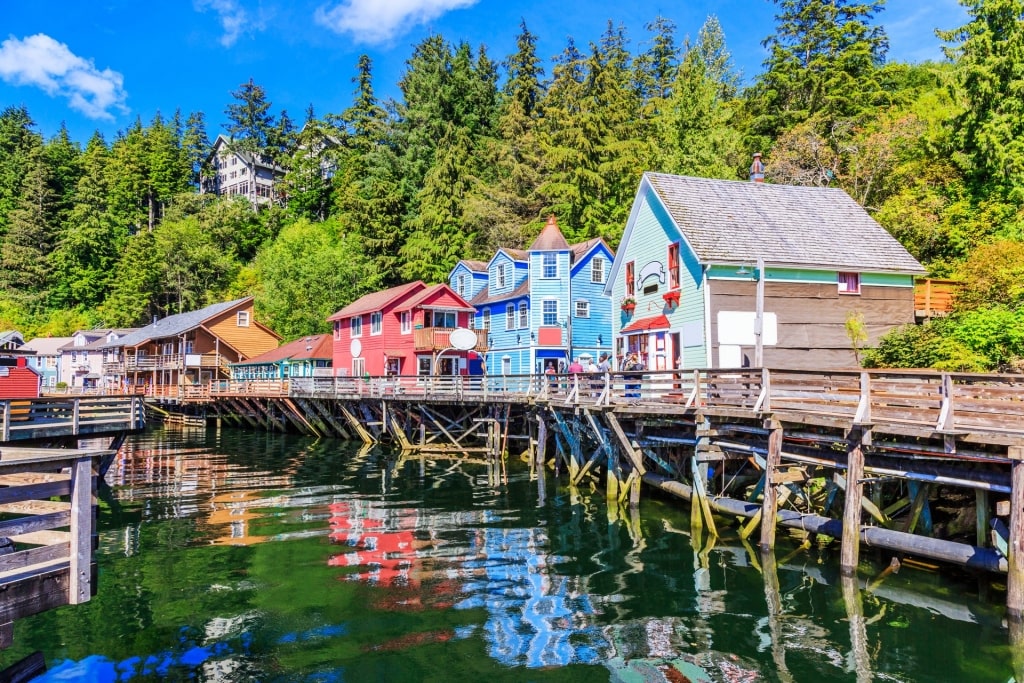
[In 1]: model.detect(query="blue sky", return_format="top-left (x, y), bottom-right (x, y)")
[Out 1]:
top-left (1, 0), bottom-right (968, 144)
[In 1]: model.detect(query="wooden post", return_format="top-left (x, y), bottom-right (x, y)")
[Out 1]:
top-left (1, 400), bottom-right (9, 442)
top-left (69, 456), bottom-right (93, 605)
top-left (977, 489), bottom-right (990, 549)
top-left (1007, 447), bottom-right (1024, 620)
top-left (759, 419), bottom-right (784, 552)
top-left (841, 426), bottom-right (867, 575)
top-left (841, 572), bottom-right (873, 683)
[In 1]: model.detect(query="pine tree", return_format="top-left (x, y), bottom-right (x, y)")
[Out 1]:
top-left (0, 106), bottom-right (42, 239)
top-left (43, 123), bottom-right (83, 229)
top-left (752, 0), bottom-right (889, 137)
top-left (224, 78), bottom-right (276, 154)
top-left (50, 133), bottom-right (127, 309)
top-left (0, 145), bottom-right (57, 309)
top-left (181, 111), bottom-right (211, 189)
top-left (938, 0), bottom-right (1024, 195)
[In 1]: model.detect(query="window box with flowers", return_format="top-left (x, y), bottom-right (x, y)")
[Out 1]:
top-left (662, 290), bottom-right (681, 307)
top-left (620, 296), bottom-right (637, 313)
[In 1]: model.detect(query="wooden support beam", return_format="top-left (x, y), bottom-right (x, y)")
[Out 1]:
top-left (840, 426), bottom-right (868, 576)
top-left (977, 489), bottom-right (990, 549)
top-left (759, 419), bottom-right (784, 552)
top-left (691, 455), bottom-right (718, 538)
top-left (1008, 446), bottom-right (1024, 620)
top-left (338, 404), bottom-right (375, 445)
top-left (68, 456), bottom-right (93, 606)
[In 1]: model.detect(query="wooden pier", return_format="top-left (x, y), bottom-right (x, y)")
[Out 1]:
top-left (149, 367), bottom-right (1024, 614)
top-left (0, 395), bottom-right (144, 671)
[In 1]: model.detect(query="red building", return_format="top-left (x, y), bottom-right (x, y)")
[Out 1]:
top-left (0, 356), bottom-right (40, 398)
top-left (328, 281), bottom-right (482, 377)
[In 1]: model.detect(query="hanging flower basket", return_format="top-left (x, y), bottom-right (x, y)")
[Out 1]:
top-left (621, 297), bottom-right (636, 314)
top-left (663, 290), bottom-right (681, 307)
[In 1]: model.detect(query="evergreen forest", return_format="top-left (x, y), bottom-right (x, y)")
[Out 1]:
top-left (2, 0), bottom-right (1024, 371)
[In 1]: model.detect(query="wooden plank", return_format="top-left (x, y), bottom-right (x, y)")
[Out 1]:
top-left (0, 481), bottom-right (70, 506)
top-left (0, 501), bottom-right (70, 515)
top-left (0, 511), bottom-right (71, 538)
top-left (0, 473), bottom-right (70, 486)
top-left (0, 564), bottom-right (71, 622)
top-left (0, 542), bottom-right (70, 576)
top-left (8, 531), bottom-right (70, 546)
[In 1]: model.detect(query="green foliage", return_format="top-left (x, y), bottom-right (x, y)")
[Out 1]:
top-left (253, 218), bottom-right (380, 339)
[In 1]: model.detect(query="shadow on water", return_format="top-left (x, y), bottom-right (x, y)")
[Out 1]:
top-left (0, 425), bottom-right (1019, 682)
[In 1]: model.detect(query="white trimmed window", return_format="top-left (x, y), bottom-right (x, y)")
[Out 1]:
top-left (838, 272), bottom-right (861, 295)
top-left (352, 358), bottom-right (365, 376)
top-left (400, 311), bottom-right (411, 334)
top-left (542, 253), bottom-right (557, 278)
top-left (457, 274), bottom-right (465, 296)
top-left (482, 309), bottom-right (491, 330)
top-left (543, 300), bottom-right (558, 326)
top-left (334, 321), bottom-right (341, 341)
top-left (591, 257), bottom-right (605, 284)
top-left (350, 316), bottom-right (363, 337)
top-left (237, 311), bottom-right (250, 327)
top-left (518, 302), bottom-right (528, 328)
top-left (497, 263), bottom-right (507, 288)
top-left (506, 304), bottom-right (515, 330)
top-left (370, 311), bottom-right (383, 335)
top-left (575, 300), bottom-right (590, 318)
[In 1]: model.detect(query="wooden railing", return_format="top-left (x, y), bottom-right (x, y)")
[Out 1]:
top-left (915, 278), bottom-right (960, 317)
top-left (0, 448), bottom-right (109, 642)
top-left (192, 369), bottom-right (1024, 438)
top-left (0, 397), bottom-right (145, 442)
top-left (412, 327), bottom-right (487, 352)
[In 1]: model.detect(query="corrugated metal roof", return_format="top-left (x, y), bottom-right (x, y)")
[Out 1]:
top-left (232, 334), bottom-right (332, 366)
top-left (106, 299), bottom-right (253, 348)
top-left (644, 172), bottom-right (926, 274)
top-left (327, 282), bottom-right (425, 321)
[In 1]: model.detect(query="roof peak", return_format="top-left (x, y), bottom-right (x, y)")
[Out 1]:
top-left (529, 215), bottom-right (571, 251)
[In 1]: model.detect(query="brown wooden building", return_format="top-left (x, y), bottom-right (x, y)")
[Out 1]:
top-left (103, 297), bottom-right (280, 394)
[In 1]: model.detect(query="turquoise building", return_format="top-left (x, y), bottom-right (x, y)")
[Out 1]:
top-left (606, 171), bottom-right (925, 371)
top-left (449, 217), bottom-right (614, 376)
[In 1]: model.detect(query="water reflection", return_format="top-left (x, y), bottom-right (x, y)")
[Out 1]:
top-left (2, 427), bottom-right (1017, 682)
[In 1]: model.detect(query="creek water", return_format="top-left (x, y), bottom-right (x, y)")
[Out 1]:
top-left (0, 425), bottom-right (1018, 682)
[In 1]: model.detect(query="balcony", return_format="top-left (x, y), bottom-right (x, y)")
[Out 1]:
top-left (413, 328), bottom-right (487, 352)
top-left (102, 361), bottom-right (125, 375)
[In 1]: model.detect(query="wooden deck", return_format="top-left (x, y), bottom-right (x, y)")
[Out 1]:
top-left (0, 448), bottom-right (110, 650)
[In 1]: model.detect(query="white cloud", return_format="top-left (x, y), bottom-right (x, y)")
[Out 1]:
top-left (0, 34), bottom-right (127, 120)
top-left (195, 0), bottom-right (265, 47)
top-left (315, 0), bottom-right (479, 45)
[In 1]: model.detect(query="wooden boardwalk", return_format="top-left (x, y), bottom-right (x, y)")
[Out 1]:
top-left (152, 367), bottom-right (1024, 615)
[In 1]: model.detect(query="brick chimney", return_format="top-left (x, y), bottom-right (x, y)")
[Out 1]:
top-left (750, 152), bottom-right (765, 183)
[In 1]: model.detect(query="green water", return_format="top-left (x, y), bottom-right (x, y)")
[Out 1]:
top-left (0, 426), bottom-right (1018, 682)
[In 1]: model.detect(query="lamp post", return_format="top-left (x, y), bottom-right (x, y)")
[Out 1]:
top-left (754, 256), bottom-right (765, 367)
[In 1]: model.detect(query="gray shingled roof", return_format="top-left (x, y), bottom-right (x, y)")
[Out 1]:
top-left (645, 173), bottom-right (925, 274)
top-left (106, 298), bottom-right (253, 348)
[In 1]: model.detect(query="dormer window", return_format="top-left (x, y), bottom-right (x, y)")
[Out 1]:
top-left (237, 311), bottom-right (250, 327)
top-left (497, 264), bottom-right (507, 289)
top-left (542, 253), bottom-right (557, 278)
top-left (457, 274), bottom-right (465, 295)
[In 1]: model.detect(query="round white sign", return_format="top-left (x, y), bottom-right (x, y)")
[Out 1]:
top-left (350, 338), bottom-right (362, 358)
top-left (449, 327), bottom-right (478, 351)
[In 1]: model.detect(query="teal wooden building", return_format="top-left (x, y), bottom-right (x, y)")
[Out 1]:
top-left (606, 171), bottom-right (925, 371)
top-left (229, 334), bottom-right (333, 380)
top-left (449, 217), bottom-right (614, 375)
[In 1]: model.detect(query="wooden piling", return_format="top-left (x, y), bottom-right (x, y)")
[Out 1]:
top-left (841, 427), bottom-right (867, 575)
top-left (1007, 447), bottom-right (1024, 620)
top-left (758, 419), bottom-right (783, 552)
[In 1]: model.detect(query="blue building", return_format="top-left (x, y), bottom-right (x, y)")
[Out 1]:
top-left (20, 336), bottom-right (73, 390)
top-left (449, 217), bottom-right (614, 376)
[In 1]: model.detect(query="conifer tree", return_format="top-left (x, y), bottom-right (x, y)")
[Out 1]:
top-left (181, 111), bottom-right (211, 188)
top-left (0, 145), bottom-right (57, 309)
top-left (938, 0), bottom-right (1024, 195)
top-left (752, 0), bottom-right (889, 137)
top-left (0, 106), bottom-right (42, 239)
top-left (50, 133), bottom-right (126, 310)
